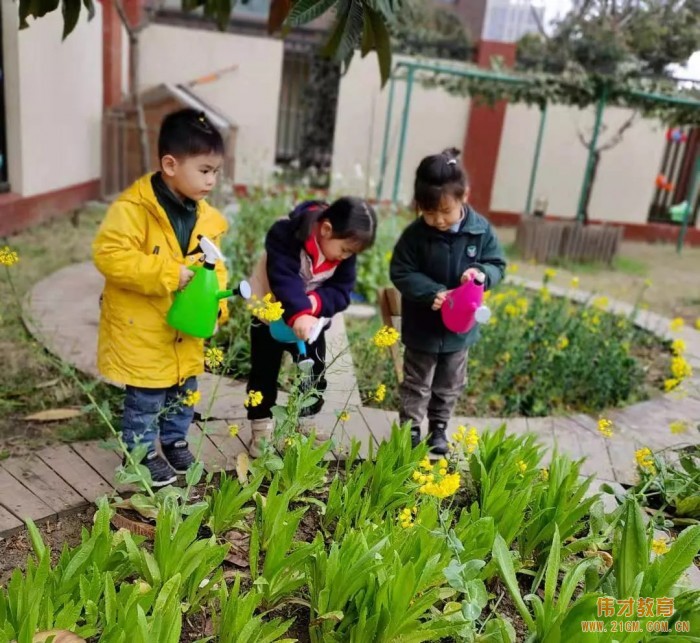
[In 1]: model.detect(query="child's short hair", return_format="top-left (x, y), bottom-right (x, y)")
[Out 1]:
top-left (158, 109), bottom-right (225, 160)
top-left (414, 147), bottom-right (469, 212)
top-left (298, 197), bottom-right (377, 251)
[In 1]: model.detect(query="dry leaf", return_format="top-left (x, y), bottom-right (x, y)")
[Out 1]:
top-left (35, 378), bottom-right (60, 390)
top-left (236, 452), bottom-right (249, 483)
top-left (224, 550), bottom-right (249, 568)
top-left (24, 408), bottom-right (82, 422)
top-left (33, 631), bottom-right (87, 643)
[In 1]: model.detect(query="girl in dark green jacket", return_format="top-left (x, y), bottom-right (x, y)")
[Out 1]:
top-left (389, 148), bottom-right (506, 454)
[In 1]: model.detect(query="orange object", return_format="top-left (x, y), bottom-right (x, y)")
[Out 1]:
top-left (655, 174), bottom-right (667, 189)
top-left (665, 183), bottom-right (675, 192)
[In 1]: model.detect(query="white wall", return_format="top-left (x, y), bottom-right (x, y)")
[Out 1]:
top-left (1, 0), bottom-right (103, 197)
top-left (332, 54), bottom-right (471, 202)
top-left (492, 103), bottom-right (667, 223)
top-left (140, 24), bottom-right (283, 186)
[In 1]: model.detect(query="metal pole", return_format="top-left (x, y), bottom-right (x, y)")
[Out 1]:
top-left (677, 154), bottom-right (700, 254)
top-left (392, 66), bottom-right (415, 204)
top-left (525, 103), bottom-right (547, 215)
top-left (576, 85), bottom-right (608, 222)
top-left (376, 70), bottom-right (397, 201)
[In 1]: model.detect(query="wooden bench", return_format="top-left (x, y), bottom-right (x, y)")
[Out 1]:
top-left (377, 287), bottom-right (403, 383)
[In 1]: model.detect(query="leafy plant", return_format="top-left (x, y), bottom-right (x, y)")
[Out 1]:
top-left (206, 471), bottom-right (263, 535)
top-left (249, 475), bottom-right (319, 609)
top-left (214, 575), bottom-right (295, 643)
top-left (278, 431), bottom-right (332, 500)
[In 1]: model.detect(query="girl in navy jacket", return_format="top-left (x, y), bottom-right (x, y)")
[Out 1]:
top-left (247, 197), bottom-right (377, 456)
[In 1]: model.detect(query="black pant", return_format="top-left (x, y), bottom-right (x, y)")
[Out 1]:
top-left (247, 320), bottom-right (327, 420)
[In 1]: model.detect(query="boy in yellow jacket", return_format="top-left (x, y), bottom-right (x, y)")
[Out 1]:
top-left (93, 109), bottom-right (229, 487)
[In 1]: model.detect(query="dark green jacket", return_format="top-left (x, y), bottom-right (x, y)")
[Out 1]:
top-left (389, 207), bottom-right (506, 354)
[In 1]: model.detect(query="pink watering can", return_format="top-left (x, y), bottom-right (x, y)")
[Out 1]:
top-left (441, 273), bottom-right (492, 334)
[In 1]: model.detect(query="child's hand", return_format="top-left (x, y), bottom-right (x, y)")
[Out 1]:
top-left (461, 268), bottom-right (485, 284)
top-left (292, 314), bottom-right (318, 341)
top-left (178, 266), bottom-right (195, 290)
top-left (432, 291), bottom-right (448, 311)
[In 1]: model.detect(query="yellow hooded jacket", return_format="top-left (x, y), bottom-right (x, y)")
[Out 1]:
top-left (93, 174), bottom-right (229, 389)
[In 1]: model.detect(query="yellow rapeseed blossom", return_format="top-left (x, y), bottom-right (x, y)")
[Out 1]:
top-left (384, 251), bottom-right (393, 263)
top-left (205, 347), bottom-right (224, 369)
top-left (452, 425), bottom-right (479, 454)
top-left (644, 279), bottom-right (652, 288)
top-left (651, 539), bottom-right (670, 556)
top-left (0, 246), bottom-right (19, 267)
top-left (544, 268), bottom-right (557, 280)
top-left (373, 325), bottom-right (400, 348)
top-left (664, 378), bottom-right (680, 392)
top-left (671, 339), bottom-right (686, 356)
top-left (597, 418), bottom-right (613, 438)
top-left (399, 506), bottom-right (417, 529)
top-left (483, 291), bottom-right (491, 301)
top-left (671, 356), bottom-right (692, 380)
top-left (592, 296), bottom-right (609, 310)
top-left (669, 420), bottom-right (689, 435)
top-left (516, 460), bottom-right (527, 475)
top-left (373, 384), bottom-right (386, 403)
top-left (669, 317), bottom-right (684, 332)
top-left (556, 336), bottom-right (569, 350)
top-left (419, 472), bottom-right (461, 499)
top-left (507, 263), bottom-right (519, 274)
top-left (570, 277), bottom-right (580, 288)
top-left (244, 390), bottom-right (263, 408)
top-left (183, 390), bottom-right (201, 407)
top-left (338, 410), bottom-right (350, 422)
top-left (540, 468), bottom-right (549, 481)
top-left (695, 318), bottom-right (700, 330)
top-left (539, 287), bottom-right (551, 302)
top-left (247, 293), bottom-right (284, 323)
top-left (228, 424), bottom-right (240, 438)
top-left (419, 457), bottom-right (432, 471)
top-left (635, 447), bottom-right (656, 475)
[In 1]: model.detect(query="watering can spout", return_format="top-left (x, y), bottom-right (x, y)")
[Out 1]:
top-left (217, 280), bottom-right (252, 301)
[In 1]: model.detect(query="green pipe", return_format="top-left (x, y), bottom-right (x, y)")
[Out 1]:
top-left (376, 71), bottom-right (397, 201)
top-left (525, 103), bottom-right (547, 214)
top-left (392, 66), bottom-right (415, 204)
top-left (576, 86), bottom-right (608, 222)
top-left (625, 88), bottom-right (700, 109)
top-left (394, 60), bottom-right (532, 87)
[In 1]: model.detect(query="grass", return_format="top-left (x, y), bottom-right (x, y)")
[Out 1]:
top-left (1, 205), bottom-right (122, 455)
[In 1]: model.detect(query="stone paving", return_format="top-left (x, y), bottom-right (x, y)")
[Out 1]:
top-left (1, 262), bottom-right (699, 537)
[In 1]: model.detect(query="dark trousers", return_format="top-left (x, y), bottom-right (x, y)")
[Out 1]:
top-left (247, 320), bottom-right (327, 420)
top-left (122, 376), bottom-right (197, 452)
top-left (399, 347), bottom-right (468, 428)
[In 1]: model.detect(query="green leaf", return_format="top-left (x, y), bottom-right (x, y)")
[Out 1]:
top-left (615, 497), bottom-right (648, 598)
top-left (364, 7), bottom-right (392, 86)
top-left (288, 0), bottom-right (336, 26)
top-left (648, 525), bottom-right (700, 598)
top-left (492, 534), bottom-right (535, 631)
top-left (61, 0), bottom-right (82, 40)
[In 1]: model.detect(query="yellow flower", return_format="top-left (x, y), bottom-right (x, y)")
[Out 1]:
top-left (671, 356), bottom-right (692, 380)
top-left (399, 506), bottom-right (416, 529)
top-left (516, 460), bottom-right (527, 475)
top-left (228, 424), bottom-right (240, 438)
top-left (244, 390), bottom-right (263, 408)
top-left (373, 325), bottom-right (400, 348)
top-left (695, 318), bottom-right (700, 330)
top-left (544, 268), bottom-right (557, 280)
top-left (0, 246), bottom-right (19, 267)
top-left (419, 472), bottom-right (460, 499)
top-left (540, 468), bottom-right (549, 481)
top-left (412, 470), bottom-right (422, 482)
top-left (590, 314), bottom-right (601, 326)
top-left (451, 425), bottom-right (479, 454)
top-left (570, 277), bottom-right (580, 288)
top-left (539, 287), bottom-right (551, 302)
top-left (419, 457), bottom-right (432, 471)
top-left (556, 336), bottom-right (569, 350)
top-left (635, 447), bottom-right (656, 475)
top-left (204, 347), bottom-right (224, 369)
top-left (373, 384), bottom-right (386, 403)
top-left (651, 538), bottom-right (669, 555)
top-left (483, 291), bottom-right (491, 301)
top-left (248, 293), bottom-right (285, 323)
top-left (592, 296), bottom-right (609, 310)
top-left (183, 390), bottom-right (201, 407)
top-left (384, 250), bottom-right (393, 263)
top-left (338, 410), bottom-right (350, 422)
top-left (507, 263), bottom-right (519, 274)
top-left (664, 378), bottom-right (680, 392)
top-left (284, 437), bottom-right (295, 447)
top-left (504, 303), bottom-right (518, 317)
top-left (671, 339), bottom-right (686, 356)
top-left (669, 420), bottom-right (689, 435)
top-left (597, 418), bottom-right (613, 438)
top-left (438, 458), bottom-right (448, 468)
top-left (439, 468), bottom-right (447, 475)
top-left (669, 317), bottom-right (684, 332)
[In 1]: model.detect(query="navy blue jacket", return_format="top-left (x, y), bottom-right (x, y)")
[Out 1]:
top-left (265, 201), bottom-right (357, 324)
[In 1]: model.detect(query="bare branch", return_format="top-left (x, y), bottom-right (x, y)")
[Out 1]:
top-left (598, 111), bottom-right (637, 151)
top-left (113, 0), bottom-right (136, 39)
top-left (577, 128), bottom-right (590, 147)
top-left (529, 1), bottom-right (548, 38)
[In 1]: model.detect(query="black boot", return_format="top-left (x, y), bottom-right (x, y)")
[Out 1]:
top-left (427, 421), bottom-right (448, 455)
top-left (410, 425), bottom-right (421, 449)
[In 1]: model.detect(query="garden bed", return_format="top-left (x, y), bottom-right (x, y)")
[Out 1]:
top-left (1, 425), bottom-right (698, 642)
top-left (349, 281), bottom-right (674, 418)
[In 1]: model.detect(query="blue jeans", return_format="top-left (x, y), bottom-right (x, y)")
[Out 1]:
top-left (122, 376), bottom-right (197, 452)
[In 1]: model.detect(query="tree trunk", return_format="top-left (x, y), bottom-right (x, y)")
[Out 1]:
top-left (581, 150), bottom-right (600, 226)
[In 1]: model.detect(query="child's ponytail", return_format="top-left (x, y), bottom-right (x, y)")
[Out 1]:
top-left (414, 147), bottom-right (469, 212)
